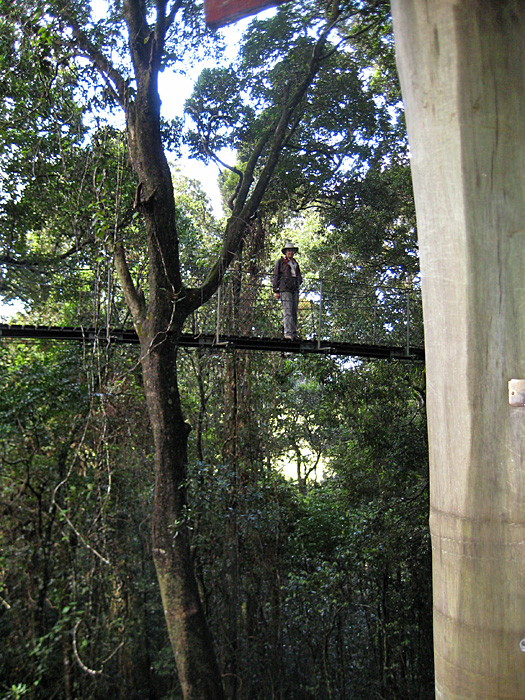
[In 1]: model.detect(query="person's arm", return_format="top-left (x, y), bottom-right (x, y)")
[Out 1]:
top-left (297, 263), bottom-right (303, 287)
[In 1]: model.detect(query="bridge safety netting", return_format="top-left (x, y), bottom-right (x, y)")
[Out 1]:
top-left (0, 262), bottom-right (424, 350)
top-left (186, 274), bottom-right (423, 348)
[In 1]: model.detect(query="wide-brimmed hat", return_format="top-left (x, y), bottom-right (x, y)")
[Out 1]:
top-left (282, 240), bottom-right (299, 254)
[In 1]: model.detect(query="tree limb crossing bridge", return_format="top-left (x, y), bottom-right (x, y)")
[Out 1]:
top-left (0, 277), bottom-right (425, 362)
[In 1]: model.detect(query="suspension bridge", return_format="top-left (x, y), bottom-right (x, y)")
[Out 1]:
top-left (0, 275), bottom-right (425, 362)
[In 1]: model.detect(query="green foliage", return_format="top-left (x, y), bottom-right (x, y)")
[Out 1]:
top-left (0, 320), bottom-right (431, 700)
top-left (184, 67), bottom-right (251, 162)
top-left (172, 172), bottom-right (223, 283)
top-left (0, 119), bottom-right (139, 324)
top-left (311, 164), bottom-right (418, 285)
top-left (0, 339), bottom-right (174, 700)
top-left (174, 347), bottom-right (432, 700)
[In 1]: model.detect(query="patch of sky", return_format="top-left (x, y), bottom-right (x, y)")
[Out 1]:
top-left (0, 297), bottom-right (26, 321)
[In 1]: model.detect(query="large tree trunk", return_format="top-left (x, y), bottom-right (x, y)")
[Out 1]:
top-left (141, 334), bottom-right (225, 700)
top-left (391, 1), bottom-right (525, 697)
top-left (112, 6), bottom-right (226, 697)
top-left (108, 4), bottom-right (338, 696)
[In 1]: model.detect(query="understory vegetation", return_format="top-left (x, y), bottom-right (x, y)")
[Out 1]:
top-left (1, 342), bottom-right (432, 699)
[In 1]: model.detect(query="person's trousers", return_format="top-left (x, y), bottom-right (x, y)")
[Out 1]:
top-left (280, 291), bottom-right (299, 338)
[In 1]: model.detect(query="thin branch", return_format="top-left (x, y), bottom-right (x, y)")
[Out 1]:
top-left (58, 237), bottom-right (97, 260)
top-left (54, 502), bottom-right (112, 566)
top-left (73, 619), bottom-right (124, 676)
top-left (61, 5), bottom-right (128, 106)
top-left (165, 0), bottom-right (184, 30)
top-left (0, 236), bottom-right (97, 276)
top-left (113, 241), bottom-right (145, 323)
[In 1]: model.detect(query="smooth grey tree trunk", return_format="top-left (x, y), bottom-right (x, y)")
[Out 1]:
top-left (391, 1), bottom-right (525, 697)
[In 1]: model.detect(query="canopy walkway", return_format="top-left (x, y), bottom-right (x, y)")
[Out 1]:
top-left (0, 275), bottom-right (425, 362)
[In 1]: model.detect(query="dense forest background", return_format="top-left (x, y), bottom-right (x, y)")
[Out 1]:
top-left (0, 1), bottom-right (432, 698)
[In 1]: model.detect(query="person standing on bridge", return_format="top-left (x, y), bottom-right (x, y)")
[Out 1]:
top-left (272, 240), bottom-right (303, 340)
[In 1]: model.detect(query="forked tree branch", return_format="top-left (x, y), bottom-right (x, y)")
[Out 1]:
top-left (189, 10), bottom-right (343, 311)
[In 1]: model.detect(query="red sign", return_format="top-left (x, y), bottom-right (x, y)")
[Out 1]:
top-left (205, 0), bottom-right (284, 29)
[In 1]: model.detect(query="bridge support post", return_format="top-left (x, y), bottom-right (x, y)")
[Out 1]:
top-left (392, 1), bottom-right (525, 697)
top-left (317, 279), bottom-right (323, 349)
top-left (405, 289), bottom-right (410, 357)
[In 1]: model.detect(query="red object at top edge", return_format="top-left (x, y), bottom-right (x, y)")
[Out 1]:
top-left (205, 0), bottom-right (284, 29)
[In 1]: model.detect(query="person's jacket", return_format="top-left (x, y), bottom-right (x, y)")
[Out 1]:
top-left (272, 257), bottom-right (303, 293)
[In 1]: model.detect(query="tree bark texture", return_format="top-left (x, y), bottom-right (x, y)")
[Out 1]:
top-left (113, 3), bottom-right (226, 697)
top-left (141, 336), bottom-right (225, 700)
top-left (108, 3), bottom-right (339, 696)
top-left (391, 1), bottom-right (525, 698)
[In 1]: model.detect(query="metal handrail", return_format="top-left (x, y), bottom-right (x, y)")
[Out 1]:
top-left (207, 274), bottom-right (423, 351)
top-left (1, 270), bottom-right (423, 352)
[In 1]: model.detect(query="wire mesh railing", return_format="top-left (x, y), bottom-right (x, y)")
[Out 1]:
top-left (186, 274), bottom-right (424, 349)
top-left (0, 265), bottom-right (424, 350)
